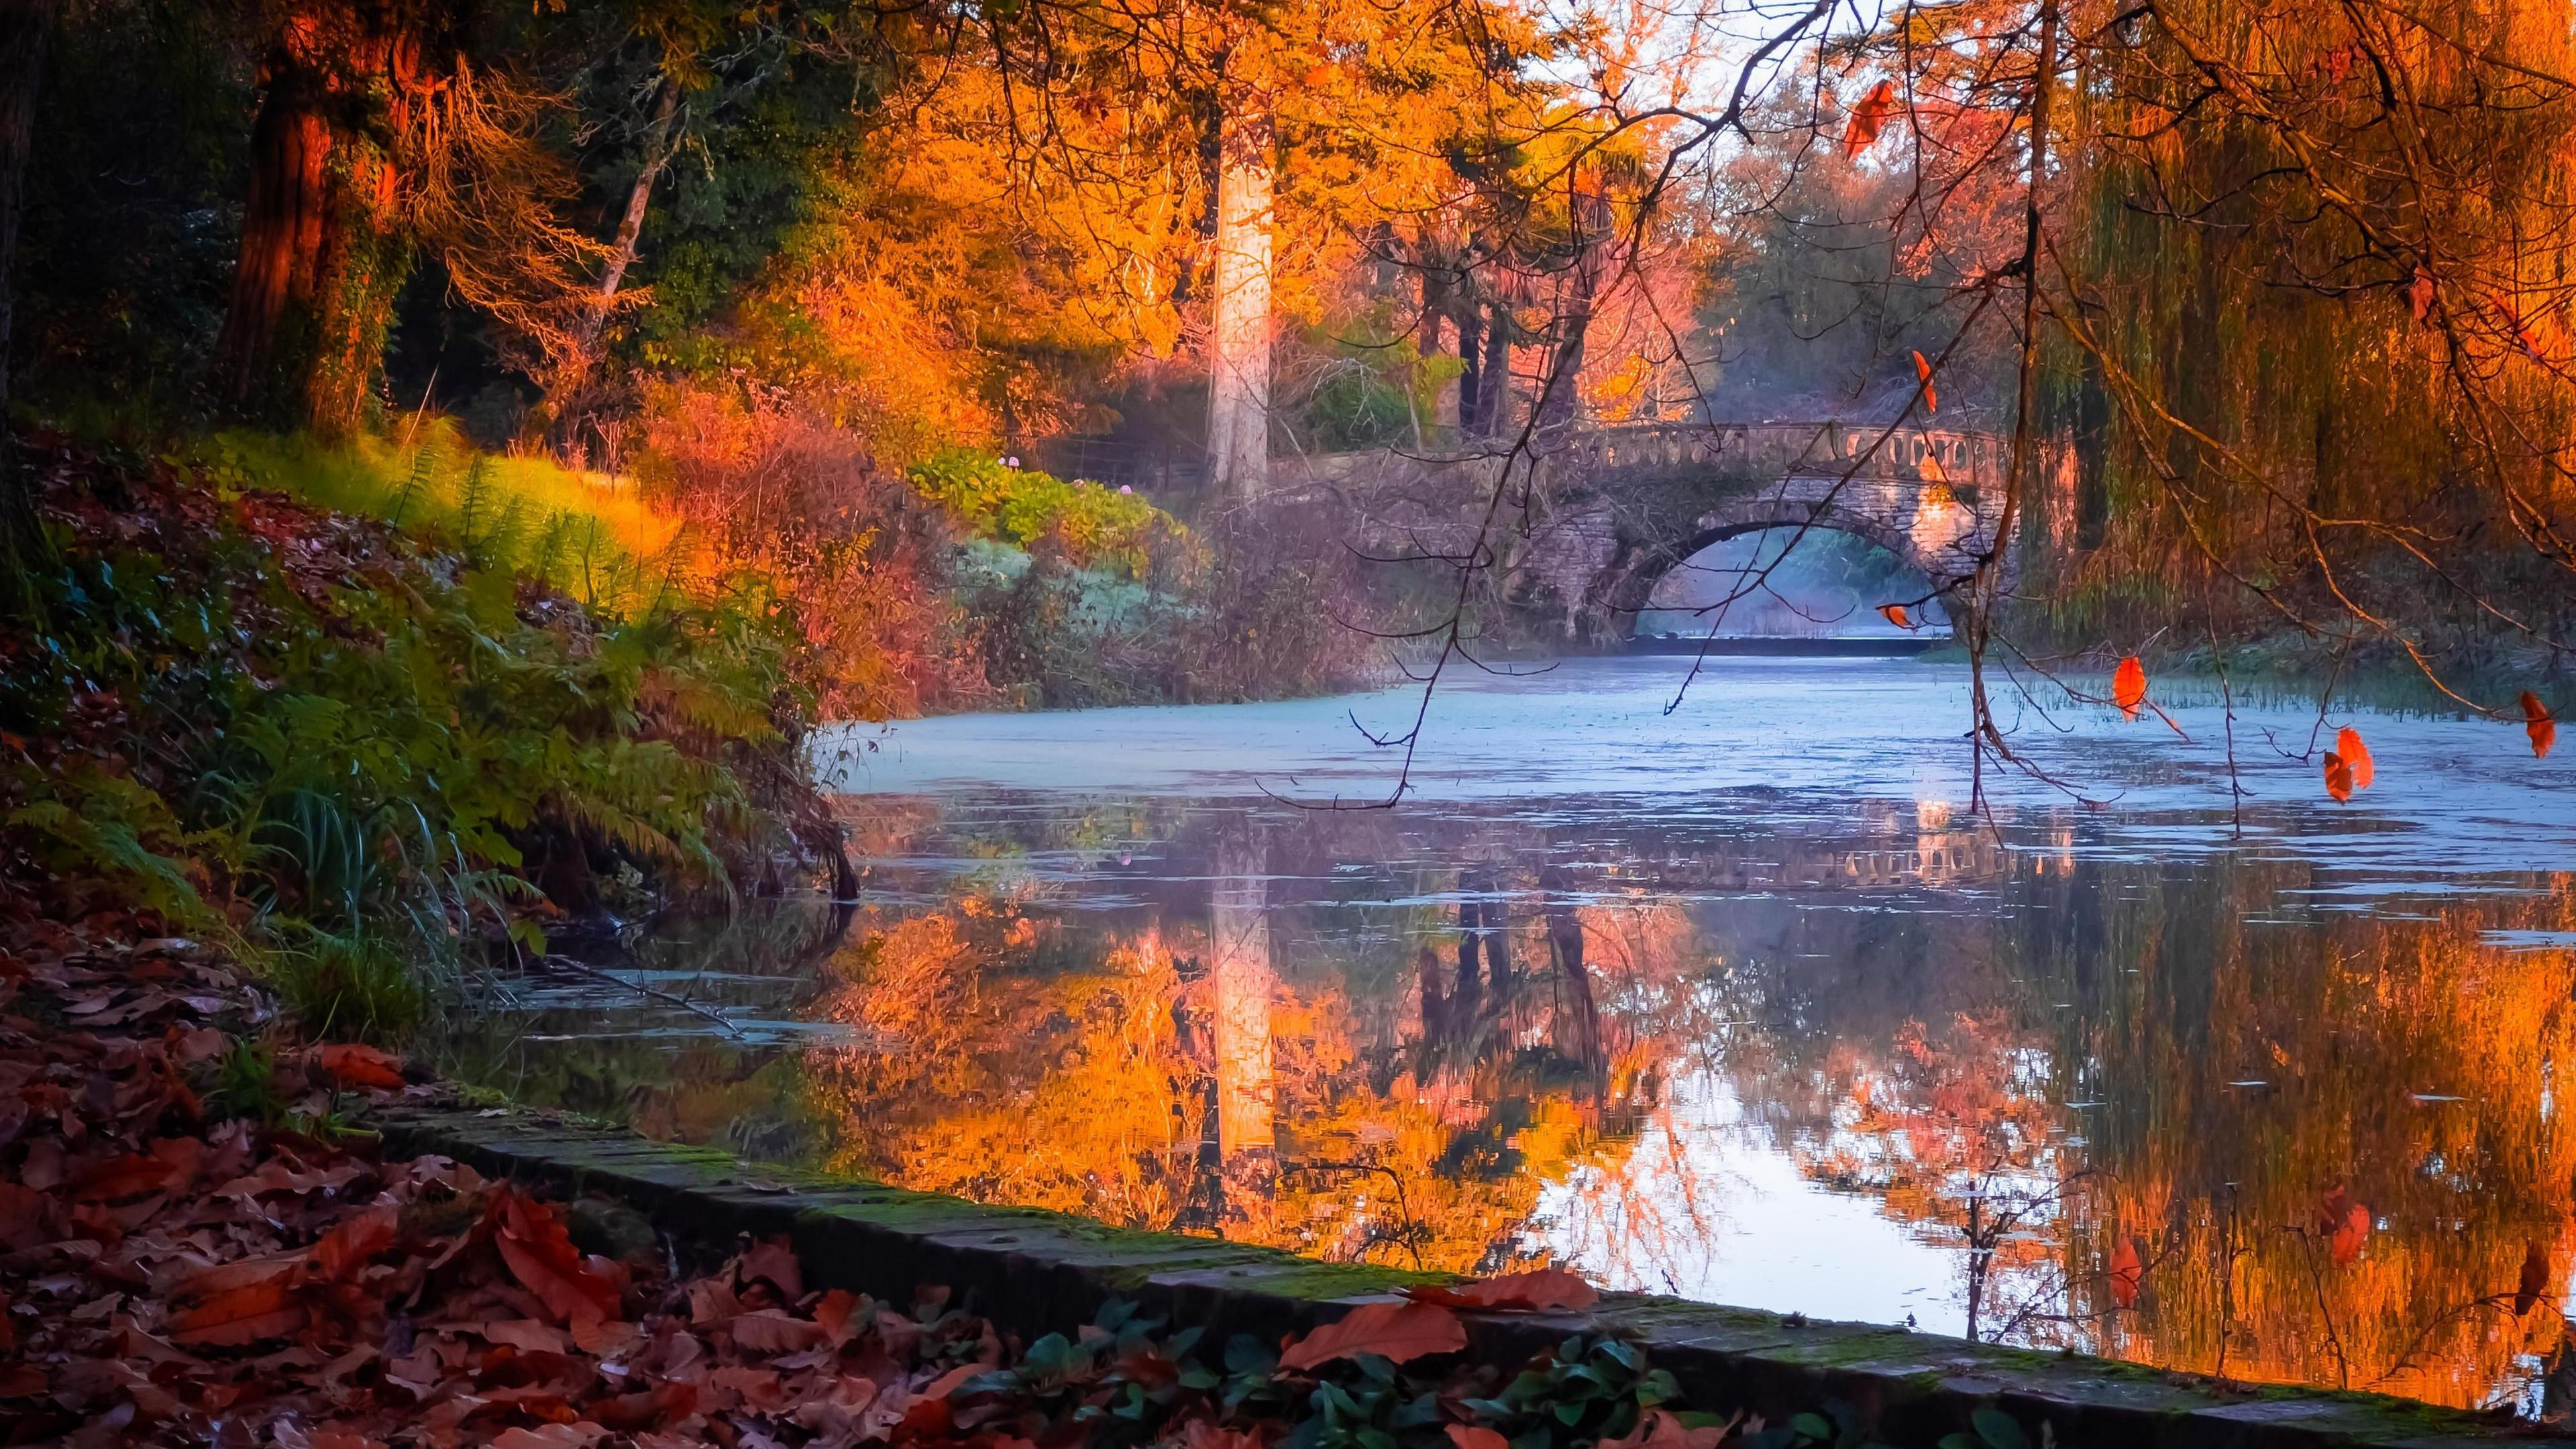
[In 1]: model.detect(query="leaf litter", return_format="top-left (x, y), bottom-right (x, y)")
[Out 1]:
top-left (0, 912), bottom-right (1837, 1449)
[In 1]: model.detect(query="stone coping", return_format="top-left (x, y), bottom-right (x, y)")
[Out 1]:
top-left (371, 1104), bottom-right (2565, 1449)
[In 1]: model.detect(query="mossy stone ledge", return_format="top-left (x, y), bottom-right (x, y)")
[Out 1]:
top-left (372, 1105), bottom-right (2565, 1449)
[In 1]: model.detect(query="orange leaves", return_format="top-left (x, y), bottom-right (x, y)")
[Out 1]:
top-left (1277, 1300), bottom-right (1466, 1371)
top-left (1599, 1409), bottom-right (1735, 1449)
top-left (2323, 752), bottom-right (2353, 802)
top-left (314, 1042), bottom-right (407, 1091)
top-left (313, 1203), bottom-right (400, 1281)
top-left (2112, 656), bottom-right (2147, 720)
top-left (2525, 692), bottom-right (2556, 758)
top-left (2335, 727), bottom-right (2374, 790)
top-left (489, 1187), bottom-right (624, 1328)
top-left (1843, 79), bottom-right (1898, 160)
top-left (1877, 604), bottom-right (1916, 631)
top-left (1911, 350), bottom-right (1937, 413)
top-left (2410, 266), bottom-right (2437, 325)
top-left (2107, 1237), bottom-right (2143, 1309)
top-left (1403, 1267), bottom-right (1599, 1313)
top-left (2317, 1189), bottom-right (2371, 1267)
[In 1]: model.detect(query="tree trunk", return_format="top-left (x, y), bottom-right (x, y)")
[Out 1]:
top-left (549, 76), bottom-right (683, 457)
top-left (1537, 193), bottom-right (1608, 431)
top-left (1207, 74), bottom-right (1273, 499)
top-left (0, 0), bottom-right (60, 605)
top-left (1474, 299), bottom-right (1513, 437)
top-left (215, 5), bottom-right (431, 436)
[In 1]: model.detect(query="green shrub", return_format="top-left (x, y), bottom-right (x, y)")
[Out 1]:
top-left (906, 449), bottom-right (1183, 579)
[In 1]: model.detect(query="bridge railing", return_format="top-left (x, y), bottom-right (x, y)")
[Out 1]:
top-left (1553, 421), bottom-right (2006, 492)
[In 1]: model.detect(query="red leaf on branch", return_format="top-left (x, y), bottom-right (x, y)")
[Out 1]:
top-left (2334, 727), bottom-right (2373, 790)
top-left (2518, 1240), bottom-right (2553, 1316)
top-left (2318, 1190), bottom-right (2371, 1267)
top-left (1843, 80), bottom-right (1897, 159)
top-left (2112, 656), bottom-right (2147, 720)
top-left (1877, 604), bottom-right (1915, 631)
top-left (2410, 266), bottom-right (2436, 325)
top-left (1403, 1267), bottom-right (1598, 1313)
top-left (314, 1042), bottom-right (406, 1091)
top-left (1278, 1301), bottom-right (1466, 1371)
top-left (2526, 692), bottom-right (2557, 759)
top-left (2108, 1237), bottom-right (2143, 1308)
top-left (2323, 751), bottom-right (2353, 802)
top-left (1912, 350), bottom-right (1938, 413)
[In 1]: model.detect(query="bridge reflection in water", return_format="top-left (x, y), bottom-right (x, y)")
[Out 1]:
top-left (437, 794), bottom-right (2576, 1421)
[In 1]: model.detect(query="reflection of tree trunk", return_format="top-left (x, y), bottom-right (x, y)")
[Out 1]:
top-left (1540, 867), bottom-right (1600, 1069)
top-left (1210, 833), bottom-right (1275, 1226)
top-left (1415, 945), bottom-right (1446, 1049)
top-left (1483, 889), bottom-right (1513, 995)
top-left (1452, 882), bottom-right (1484, 1026)
top-left (1208, 72), bottom-right (1273, 499)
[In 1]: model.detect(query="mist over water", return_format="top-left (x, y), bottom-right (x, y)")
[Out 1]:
top-left (1633, 527), bottom-right (1950, 639)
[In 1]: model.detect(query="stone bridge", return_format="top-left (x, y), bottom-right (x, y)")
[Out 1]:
top-left (1281, 421), bottom-right (2023, 643)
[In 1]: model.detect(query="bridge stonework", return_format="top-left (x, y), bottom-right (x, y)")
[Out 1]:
top-left (1286, 421), bottom-right (2040, 643)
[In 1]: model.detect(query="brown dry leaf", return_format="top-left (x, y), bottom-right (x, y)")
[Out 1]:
top-left (313, 1204), bottom-right (398, 1281)
top-left (729, 1307), bottom-right (830, 1354)
top-left (491, 1426), bottom-right (607, 1449)
top-left (168, 1272), bottom-right (307, 1347)
top-left (2335, 727), bottom-right (2375, 790)
top-left (72, 1151), bottom-right (176, 1203)
top-left (2112, 656), bottom-right (2147, 720)
top-left (1843, 79), bottom-right (1897, 159)
top-left (313, 1043), bottom-right (406, 1091)
top-left (1403, 1268), bottom-right (1598, 1313)
top-left (1278, 1301), bottom-right (1466, 1371)
top-left (588, 1379), bottom-right (699, 1434)
top-left (735, 1238), bottom-right (803, 1301)
top-left (491, 1189), bottom-right (622, 1328)
top-left (485, 1319), bottom-right (570, 1354)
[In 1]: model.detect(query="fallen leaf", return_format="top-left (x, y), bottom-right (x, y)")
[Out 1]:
top-left (1843, 78), bottom-right (1897, 159)
top-left (729, 1308), bottom-right (829, 1354)
top-left (1912, 350), bottom-right (1938, 413)
top-left (491, 1426), bottom-right (606, 1449)
top-left (490, 1189), bottom-right (622, 1328)
top-left (2334, 727), bottom-right (2374, 790)
top-left (2108, 1237), bottom-right (2143, 1309)
top-left (735, 1238), bottom-right (802, 1301)
top-left (2324, 751), bottom-right (2353, 803)
top-left (1600, 1408), bottom-right (1734, 1449)
top-left (313, 1043), bottom-right (405, 1091)
top-left (1403, 1268), bottom-right (1598, 1313)
top-left (1279, 1301), bottom-right (1466, 1371)
top-left (168, 1271), bottom-right (307, 1348)
top-left (1878, 604), bottom-right (1915, 631)
top-left (485, 1319), bottom-right (570, 1354)
top-left (2112, 656), bottom-right (2147, 720)
top-left (313, 1204), bottom-right (398, 1281)
top-left (2526, 691), bottom-right (2557, 759)
top-left (588, 1379), bottom-right (698, 1434)
top-left (922, 1362), bottom-right (983, 1399)
top-left (72, 1152), bottom-right (176, 1203)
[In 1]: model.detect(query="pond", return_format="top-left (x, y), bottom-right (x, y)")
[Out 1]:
top-left (433, 655), bottom-right (2576, 1416)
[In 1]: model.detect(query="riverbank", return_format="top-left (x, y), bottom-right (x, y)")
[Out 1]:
top-left (0, 900), bottom-right (2541, 1448)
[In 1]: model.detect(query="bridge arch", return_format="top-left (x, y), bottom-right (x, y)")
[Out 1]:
top-left (1595, 491), bottom-right (1976, 640)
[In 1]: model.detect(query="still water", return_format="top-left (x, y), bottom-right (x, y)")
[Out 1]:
top-left (439, 657), bottom-right (2576, 1415)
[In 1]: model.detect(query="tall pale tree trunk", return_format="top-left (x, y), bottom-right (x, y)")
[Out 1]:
top-left (1207, 74), bottom-right (1273, 499)
top-left (549, 75), bottom-right (683, 457)
top-left (0, 0), bottom-right (60, 602)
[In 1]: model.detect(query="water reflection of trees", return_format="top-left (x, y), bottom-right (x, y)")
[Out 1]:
top-left (474, 794), bottom-right (2576, 1413)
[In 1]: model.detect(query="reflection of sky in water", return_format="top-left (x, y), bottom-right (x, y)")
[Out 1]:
top-left (447, 658), bottom-right (2576, 1417)
top-left (822, 655), bottom-right (2576, 885)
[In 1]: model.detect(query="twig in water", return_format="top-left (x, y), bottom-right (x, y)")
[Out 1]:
top-left (539, 952), bottom-right (747, 1041)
